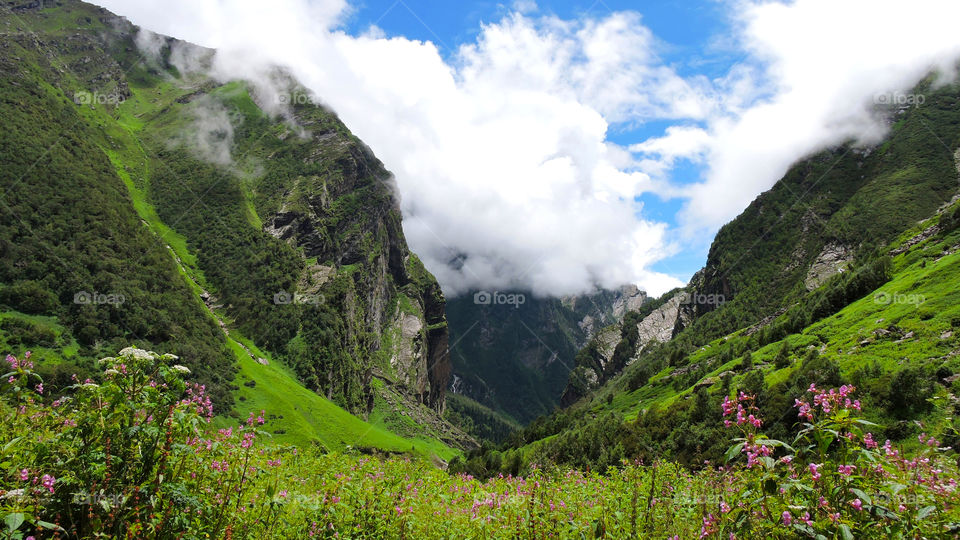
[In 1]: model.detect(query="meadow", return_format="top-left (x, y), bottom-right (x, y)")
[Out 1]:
top-left (3, 348), bottom-right (958, 539)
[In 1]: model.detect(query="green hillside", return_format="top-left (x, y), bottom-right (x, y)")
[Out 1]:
top-left (453, 75), bottom-right (960, 476)
top-left (0, 0), bottom-right (462, 458)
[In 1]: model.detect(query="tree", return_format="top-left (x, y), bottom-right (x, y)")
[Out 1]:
top-left (774, 343), bottom-right (791, 369)
top-left (740, 351), bottom-right (753, 372)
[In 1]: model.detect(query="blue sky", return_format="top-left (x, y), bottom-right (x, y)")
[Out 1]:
top-left (342, 0), bottom-right (740, 282)
top-left (99, 0), bottom-right (960, 297)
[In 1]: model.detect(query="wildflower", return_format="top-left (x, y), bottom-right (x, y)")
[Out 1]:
top-left (850, 498), bottom-right (863, 511)
top-left (720, 501), bottom-right (731, 513)
top-left (241, 432), bottom-right (255, 449)
top-left (172, 365), bottom-right (191, 374)
top-left (809, 463), bottom-right (821, 481)
top-left (721, 396), bottom-right (736, 416)
top-left (801, 512), bottom-right (813, 526)
top-left (837, 465), bottom-right (855, 476)
top-left (700, 514), bottom-right (718, 538)
top-left (34, 383), bottom-right (43, 394)
top-left (864, 433), bottom-right (877, 449)
top-left (19, 469), bottom-right (28, 482)
top-left (41, 474), bottom-right (55, 494)
top-left (781, 511), bottom-right (792, 525)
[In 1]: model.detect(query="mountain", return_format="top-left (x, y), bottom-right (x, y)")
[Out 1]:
top-left (0, 0), bottom-right (471, 452)
top-left (561, 72), bottom-right (960, 401)
top-left (445, 285), bottom-right (648, 427)
top-left (452, 73), bottom-right (960, 474)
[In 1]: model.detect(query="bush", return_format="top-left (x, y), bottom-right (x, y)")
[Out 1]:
top-left (773, 343), bottom-right (791, 369)
top-left (0, 281), bottom-right (60, 315)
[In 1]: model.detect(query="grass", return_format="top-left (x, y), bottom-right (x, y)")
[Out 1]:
top-left (98, 80), bottom-right (458, 461)
top-left (221, 336), bottom-right (443, 457)
top-left (580, 205), bottom-right (960, 431)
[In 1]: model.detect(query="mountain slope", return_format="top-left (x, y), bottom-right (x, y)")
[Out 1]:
top-left (446, 285), bottom-right (648, 426)
top-left (0, 0), bottom-right (471, 453)
top-left (452, 74), bottom-right (960, 474)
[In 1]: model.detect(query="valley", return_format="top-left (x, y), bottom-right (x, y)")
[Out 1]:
top-left (2, 1), bottom-right (960, 538)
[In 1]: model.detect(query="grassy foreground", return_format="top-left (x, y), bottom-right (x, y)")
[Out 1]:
top-left (3, 349), bottom-right (959, 539)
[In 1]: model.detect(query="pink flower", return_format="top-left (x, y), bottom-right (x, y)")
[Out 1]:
top-left (19, 468), bottom-right (28, 482)
top-left (864, 433), bottom-right (877, 449)
top-left (781, 511), bottom-right (792, 526)
top-left (721, 396), bottom-right (736, 416)
top-left (850, 498), bottom-right (863, 511)
top-left (809, 463), bottom-right (822, 481)
top-left (41, 474), bottom-right (55, 494)
top-left (837, 465), bottom-right (855, 476)
top-left (34, 383), bottom-right (43, 394)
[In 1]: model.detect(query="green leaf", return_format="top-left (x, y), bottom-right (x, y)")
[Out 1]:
top-left (724, 443), bottom-right (744, 463)
top-left (839, 524), bottom-right (854, 540)
top-left (850, 489), bottom-right (872, 505)
top-left (918, 505), bottom-right (936, 520)
top-left (4, 513), bottom-right (24, 533)
top-left (35, 520), bottom-right (64, 531)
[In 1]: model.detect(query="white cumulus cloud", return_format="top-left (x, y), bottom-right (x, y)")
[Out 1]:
top-left (92, 0), bottom-right (960, 298)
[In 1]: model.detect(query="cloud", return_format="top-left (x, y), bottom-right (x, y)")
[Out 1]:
top-left (94, 0), bottom-right (960, 298)
top-left (99, 0), bottom-right (692, 296)
top-left (677, 0), bottom-right (960, 233)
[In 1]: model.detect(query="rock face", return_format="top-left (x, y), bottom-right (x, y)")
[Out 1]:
top-left (560, 290), bottom-right (689, 404)
top-left (259, 105), bottom-right (452, 413)
top-left (563, 285), bottom-right (648, 345)
top-left (636, 292), bottom-right (687, 345)
top-left (805, 243), bottom-right (853, 290)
